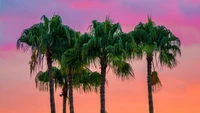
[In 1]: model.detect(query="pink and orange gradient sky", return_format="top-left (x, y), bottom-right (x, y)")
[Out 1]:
top-left (0, 0), bottom-right (200, 113)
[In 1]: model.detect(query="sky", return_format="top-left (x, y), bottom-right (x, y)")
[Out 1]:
top-left (0, 0), bottom-right (200, 113)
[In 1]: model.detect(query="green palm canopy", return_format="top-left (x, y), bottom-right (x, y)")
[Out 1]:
top-left (35, 67), bottom-right (101, 92)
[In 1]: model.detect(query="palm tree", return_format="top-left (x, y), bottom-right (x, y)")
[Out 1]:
top-left (17, 15), bottom-right (74, 113)
top-left (35, 67), bottom-right (101, 113)
top-left (82, 17), bottom-right (134, 113)
top-left (59, 31), bottom-right (93, 113)
top-left (132, 17), bottom-right (181, 113)
top-left (61, 49), bottom-right (82, 113)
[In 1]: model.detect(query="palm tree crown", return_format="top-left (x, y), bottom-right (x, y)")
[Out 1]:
top-left (133, 17), bottom-right (181, 66)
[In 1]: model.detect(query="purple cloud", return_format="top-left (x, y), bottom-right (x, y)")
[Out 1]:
top-left (119, 0), bottom-right (170, 16)
top-left (0, 0), bottom-right (200, 50)
top-left (178, 0), bottom-right (200, 17)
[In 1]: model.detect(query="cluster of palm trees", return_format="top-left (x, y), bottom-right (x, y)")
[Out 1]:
top-left (17, 15), bottom-right (181, 113)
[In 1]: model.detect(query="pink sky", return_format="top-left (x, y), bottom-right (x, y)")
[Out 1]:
top-left (0, 0), bottom-right (200, 113)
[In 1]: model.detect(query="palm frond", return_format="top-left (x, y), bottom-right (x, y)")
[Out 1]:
top-left (73, 70), bottom-right (101, 93)
top-left (35, 67), bottom-right (65, 91)
top-left (159, 51), bottom-right (179, 68)
top-left (110, 55), bottom-right (134, 80)
top-left (151, 71), bottom-right (162, 92)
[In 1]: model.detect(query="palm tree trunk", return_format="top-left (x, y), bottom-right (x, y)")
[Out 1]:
top-left (147, 56), bottom-right (154, 113)
top-left (47, 48), bottom-right (56, 113)
top-left (68, 68), bottom-right (74, 113)
top-left (100, 57), bottom-right (107, 113)
top-left (62, 77), bottom-right (68, 113)
top-left (63, 95), bottom-right (67, 113)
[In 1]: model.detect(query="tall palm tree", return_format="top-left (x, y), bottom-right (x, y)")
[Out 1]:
top-left (61, 49), bottom-right (83, 113)
top-left (82, 17), bottom-right (134, 113)
top-left (60, 32), bottom-right (92, 113)
top-left (133, 17), bottom-right (181, 113)
top-left (58, 26), bottom-right (80, 113)
top-left (35, 67), bottom-right (101, 113)
top-left (17, 15), bottom-right (74, 113)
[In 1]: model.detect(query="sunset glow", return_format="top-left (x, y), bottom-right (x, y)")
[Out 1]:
top-left (0, 0), bottom-right (200, 113)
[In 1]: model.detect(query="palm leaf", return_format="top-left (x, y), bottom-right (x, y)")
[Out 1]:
top-left (151, 71), bottom-right (162, 92)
